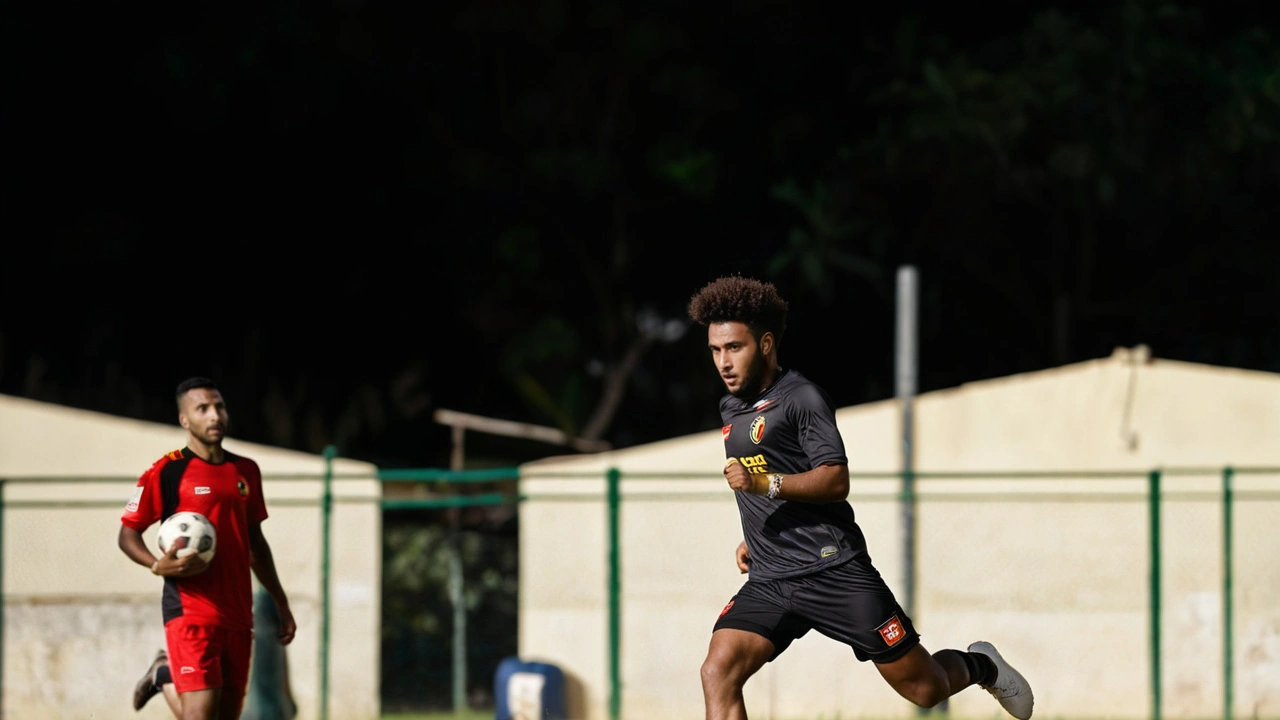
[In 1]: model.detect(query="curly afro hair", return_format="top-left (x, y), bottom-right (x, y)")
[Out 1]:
top-left (687, 275), bottom-right (789, 342)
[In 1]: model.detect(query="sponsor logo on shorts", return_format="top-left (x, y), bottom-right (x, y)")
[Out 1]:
top-left (722, 424), bottom-right (732, 441)
top-left (749, 416), bottom-right (766, 444)
top-left (194, 486), bottom-right (211, 495)
top-left (180, 666), bottom-right (196, 674)
top-left (877, 615), bottom-right (905, 647)
top-left (719, 600), bottom-right (735, 618)
top-left (124, 487), bottom-right (143, 513)
top-left (820, 545), bottom-right (839, 558)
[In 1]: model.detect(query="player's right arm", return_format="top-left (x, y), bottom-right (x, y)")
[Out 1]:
top-left (118, 524), bottom-right (158, 568)
top-left (117, 525), bottom-right (206, 577)
top-left (117, 456), bottom-right (207, 577)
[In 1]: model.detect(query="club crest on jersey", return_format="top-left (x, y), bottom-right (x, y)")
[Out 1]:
top-left (722, 424), bottom-right (732, 441)
top-left (749, 416), bottom-right (766, 444)
top-left (237, 477), bottom-right (249, 498)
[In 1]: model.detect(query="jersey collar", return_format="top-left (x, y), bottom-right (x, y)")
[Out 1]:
top-left (730, 367), bottom-right (790, 410)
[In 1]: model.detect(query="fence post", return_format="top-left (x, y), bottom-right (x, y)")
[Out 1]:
top-left (1148, 469), bottom-right (1162, 720)
top-left (1222, 466), bottom-right (1234, 720)
top-left (320, 444), bottom-right (337, 720)
top-left (901, 466), bottom-right (916, 618)
top-left (1, 479), bottom-right (5, 717)
top-left (607, 467), bottom-right (621, 720)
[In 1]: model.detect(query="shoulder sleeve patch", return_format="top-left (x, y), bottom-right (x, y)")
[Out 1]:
top-left (165, 448), bottom-right (185, 461)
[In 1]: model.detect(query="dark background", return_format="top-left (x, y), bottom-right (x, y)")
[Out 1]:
top-left (6, 0), bottom-right (1280, 469)
top-left (7, 0), bottom-right (1280, 711)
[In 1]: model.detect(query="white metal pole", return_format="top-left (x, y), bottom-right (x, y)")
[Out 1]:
top-left (895, 266), bottom-right (918, 619)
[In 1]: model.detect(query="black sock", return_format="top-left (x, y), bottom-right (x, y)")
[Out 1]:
top-left (154, 664), bottom-right (172, 687)
top-left (961, 651), bottom-right (998, 687)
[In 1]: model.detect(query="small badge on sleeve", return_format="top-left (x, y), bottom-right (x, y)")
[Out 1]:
top-left (124, 486), bottom-right (143, 513)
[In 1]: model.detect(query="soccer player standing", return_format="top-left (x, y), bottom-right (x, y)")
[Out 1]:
top-left (688, 276), bottom-right (1033, 720)
top-left (119, 377), bottom-right (296, 720)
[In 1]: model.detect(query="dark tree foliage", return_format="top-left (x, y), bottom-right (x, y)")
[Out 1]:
top-left (7, 0), bottom-right (1280, 711)
top-left (6, 0), bottom-right (1279, 465)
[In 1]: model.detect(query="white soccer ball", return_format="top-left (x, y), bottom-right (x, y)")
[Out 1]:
top-left (157, 511), bottom-right (217, 563)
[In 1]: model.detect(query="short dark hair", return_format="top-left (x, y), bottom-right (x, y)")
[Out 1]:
top-left (687, 275), bottom-right (789, 342)
top-left (176, 377), bottom-right (219, 406)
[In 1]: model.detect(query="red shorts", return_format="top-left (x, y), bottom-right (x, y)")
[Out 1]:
top-left (164, 617), bottom-right (253, 711)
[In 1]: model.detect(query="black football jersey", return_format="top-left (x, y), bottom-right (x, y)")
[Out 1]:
top-left (720, 368), bottom-right (865, 579)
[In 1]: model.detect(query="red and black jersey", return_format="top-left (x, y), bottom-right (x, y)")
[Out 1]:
top-left (121, 447), bottom-right (268, 629)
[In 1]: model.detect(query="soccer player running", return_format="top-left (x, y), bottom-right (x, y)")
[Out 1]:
top-left (688, 276), bottom-right (1033, 720)
top-left (119, 377), bottom-right (296, 720)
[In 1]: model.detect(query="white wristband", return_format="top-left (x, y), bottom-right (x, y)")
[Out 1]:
top-left (766, 474), bottom-right (783, 500)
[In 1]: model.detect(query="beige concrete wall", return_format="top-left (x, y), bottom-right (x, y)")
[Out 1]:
top-left (518, 349), bottom-right (1280, 719)
top-left (0, 394), bottom-right (382, 720)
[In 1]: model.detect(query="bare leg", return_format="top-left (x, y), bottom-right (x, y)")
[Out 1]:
top-left (700, 628), bottom-right (776, 720)
top-left (218, 684), bottom-right (245, 720)
top-left (178, 687), bottom-right (221, 720)
top-left (162, 683), bottom-right (182, 717)
top-left (875, 645), bottom-right (973, 708)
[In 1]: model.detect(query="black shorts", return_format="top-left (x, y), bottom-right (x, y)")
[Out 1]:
top-left (712, 555), bottom-right (920, 664)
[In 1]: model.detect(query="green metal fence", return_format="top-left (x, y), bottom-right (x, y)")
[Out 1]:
top-left (381, 463), bottom-right (1279, 720)
top-left (1, 462), bottom-right (1277, 719)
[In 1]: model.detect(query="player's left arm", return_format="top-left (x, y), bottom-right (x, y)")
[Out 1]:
top-left (769, 462), bottom-right (849, 502)
top-left (249, 521), bottom-right (296, 645)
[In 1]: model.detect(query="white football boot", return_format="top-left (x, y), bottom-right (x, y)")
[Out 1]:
top-left (968, 641), bottom-right (1034, 719)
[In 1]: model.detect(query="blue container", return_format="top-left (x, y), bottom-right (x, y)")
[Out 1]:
top-left (494, 656), bottom-right (567, 720)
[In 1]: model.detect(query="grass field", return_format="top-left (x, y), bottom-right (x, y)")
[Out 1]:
top-left (379, 707), bottom-right (1253, 720)
top-left (382, 704), bottom-right (951, 719)
top-left (373, 712), bottom-right (1111, 717)
top-left (382, 711), bottom-right (493, 720)
top-left (373, 712), bottom-right (1059, 717)
top-left (376, 713), bottom-right (1024, 720)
